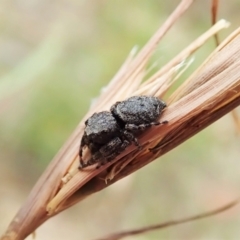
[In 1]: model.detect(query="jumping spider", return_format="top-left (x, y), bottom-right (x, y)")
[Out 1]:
top-left (79, 96), bottom-right (167, 169)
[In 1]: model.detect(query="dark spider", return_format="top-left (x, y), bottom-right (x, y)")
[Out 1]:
top-left (79, 96), bottom-right (167, 169)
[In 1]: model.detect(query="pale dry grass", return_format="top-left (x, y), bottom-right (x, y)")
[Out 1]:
top-left (1, 0), bottom-right (240, 239)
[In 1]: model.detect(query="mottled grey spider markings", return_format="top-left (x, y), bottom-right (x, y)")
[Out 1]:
top-left (79, 96), bottom-right (167, 169)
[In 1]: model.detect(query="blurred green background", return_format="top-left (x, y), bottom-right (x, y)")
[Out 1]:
top-left (1, 0), bottom-right (240, 239)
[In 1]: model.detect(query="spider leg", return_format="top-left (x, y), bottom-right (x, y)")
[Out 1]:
top-left (121, 130), bottom-right (141, 150)
top-left (96, 139), bottom-right (129, 169)
top-left (79, 138), bottom-right (130, 169)
top-left (125, 120), bottom-right (168, 132)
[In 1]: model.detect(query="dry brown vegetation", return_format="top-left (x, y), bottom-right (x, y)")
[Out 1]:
top-left (1, 0), bottom-right (240, 239)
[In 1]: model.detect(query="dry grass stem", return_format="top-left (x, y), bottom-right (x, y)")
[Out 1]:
top-left (57, 28), bottom-right (240, 215)
top-left (143, 19), bottom-right (229, 87)
top-left (97, 198), bottom-right (240, 240)
top-left (48, 19), bottom-right (233, 214)
top-left (2, 1), bottom-right (240, 240)
top-left (169, 25), bottom-right (240, 102)
top-left (211, 0), bottom-right (220, 45)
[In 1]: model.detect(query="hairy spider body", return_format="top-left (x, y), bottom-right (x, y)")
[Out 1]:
top-left (79, 96), bottom-right (167, 169)
top-left (111, 96), bottom-right (166, 131)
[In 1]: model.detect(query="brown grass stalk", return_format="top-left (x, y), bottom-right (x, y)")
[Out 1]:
top-left (97, 198), bottom-right (240, 240)
top-left (1, 0), bottom-right (240, 239)
top-left (55, 27), bottom-right (240, 213)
